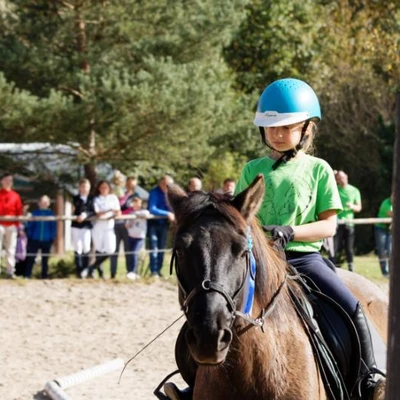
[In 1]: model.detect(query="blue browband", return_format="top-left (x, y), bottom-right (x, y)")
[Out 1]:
top-left (241, 228), bottom-right (257, 315)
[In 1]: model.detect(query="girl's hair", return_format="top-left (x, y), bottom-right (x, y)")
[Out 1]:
top-left (301, 121), bottom-right (317, 155)
top-left (112, 170), bottom-right (125, 186)
top-left (79, 178), bottom-right (91, 186)
top-left (95, 180), bottom-right (112, 196)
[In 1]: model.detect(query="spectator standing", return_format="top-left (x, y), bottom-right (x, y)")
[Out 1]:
top-left (125, 197), bottom-right (150, 280)
top-left (333, 170), bottom-right (362, 271)
top-left (0, 173), bottom-right (23, 278)
top-left (25, 195), bottom-right (57, 279)
top-left (187, 177), bottom-right (202, 192)
top-left (15, 199), bottom-right (31, 276)
top-left (111, 170), bottom-right (125, 197)
top-left (110, 176), bottom-right (139, 279)
top-left (71, 178), bottom-right (95, 277)
top-left (374, 195), bottom-right (393, 277)
top-left (84, 180), bottom-right (120, 279)
top-left (147, 175), bottom-right (175, 277)
top-left (221, 178), bottom-right (236, 195)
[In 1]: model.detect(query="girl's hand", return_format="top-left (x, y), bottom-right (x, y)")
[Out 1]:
top-left (262, 225), bottom-right (294, 248)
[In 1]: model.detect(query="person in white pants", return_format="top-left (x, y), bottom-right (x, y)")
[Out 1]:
top-left (82, 180), bottom-right (120, 279)
top-left (71, 178), bottom-right (95, 277)
top-left (0, 173), bottom-right (23, 278)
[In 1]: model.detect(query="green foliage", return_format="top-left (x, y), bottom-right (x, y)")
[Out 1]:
top-left (224, 0), bottom-right (325, 93)
top-left (0, 0), bottom-right (249, 185)
top-left (221, 0), bottom-right (399, 253)
top-left (1, 0), bottom-right (399, 255)
top-left (202, 151), bottom-right (247, 191)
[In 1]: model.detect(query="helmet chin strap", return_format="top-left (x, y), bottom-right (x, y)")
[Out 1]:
top-left (258, 120), bottom-right (310, 170)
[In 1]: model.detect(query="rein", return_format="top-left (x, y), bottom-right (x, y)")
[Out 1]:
top-left (169, 229), bottom-right (288, 335)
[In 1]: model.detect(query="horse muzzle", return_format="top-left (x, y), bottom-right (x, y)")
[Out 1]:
top-left (185, 325), bottom-right (233, 365)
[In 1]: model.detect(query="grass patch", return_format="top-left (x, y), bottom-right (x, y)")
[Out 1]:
top-left (3, 250), bottom-right (386, 287)
top-left (336, 253), bottom-right (388, 285)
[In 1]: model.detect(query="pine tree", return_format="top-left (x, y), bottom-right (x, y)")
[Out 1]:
top-left (0, 0), bottom-right (248, 184)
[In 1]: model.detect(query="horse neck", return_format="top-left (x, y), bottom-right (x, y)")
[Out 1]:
top-left (234, 290), bottom-right (297, 394)
top-left (232, 237), bottom-right (315, 397)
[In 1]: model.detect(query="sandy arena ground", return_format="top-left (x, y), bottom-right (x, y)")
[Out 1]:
top-left (0, 277), bottom-right (389, 400)
top-left (0, 279), bottom-right (186, 400)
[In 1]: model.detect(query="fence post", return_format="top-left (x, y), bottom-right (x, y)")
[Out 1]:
top-left (55, 190), bottom-right (65, 255)
top-left (386, 93), bottom-right (400, 399)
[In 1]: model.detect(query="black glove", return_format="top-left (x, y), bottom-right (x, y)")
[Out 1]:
top-left (262, 225), bottom-right (294, 248)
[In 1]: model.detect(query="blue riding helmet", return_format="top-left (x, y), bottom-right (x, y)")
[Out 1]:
top-left (253, 78), bottom-right (321, 127)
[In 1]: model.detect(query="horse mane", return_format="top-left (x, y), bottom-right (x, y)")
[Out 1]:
top-left (174, 190), bottom-right (290, 303)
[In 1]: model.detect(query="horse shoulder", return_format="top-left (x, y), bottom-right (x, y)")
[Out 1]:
top-left (337, 268), bottom-right (388, 341)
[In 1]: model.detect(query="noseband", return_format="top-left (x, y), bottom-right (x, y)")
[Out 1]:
top-left (170, 228), bottom-right (287, 333)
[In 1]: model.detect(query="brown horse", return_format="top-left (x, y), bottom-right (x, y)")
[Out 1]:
top-left (166, 174), bottom-right (387, 400)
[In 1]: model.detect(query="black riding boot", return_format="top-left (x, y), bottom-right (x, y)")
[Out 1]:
top-left (82, 252), bottom-right (90, 271)
top-left (86, 252), bottom-right (108, 278)
top-left (352, 303), bottom-right (386, 399)
top-left (163, 322), bottom-right (195, 400)
top-left (74, 252), bottom-right (83, 277)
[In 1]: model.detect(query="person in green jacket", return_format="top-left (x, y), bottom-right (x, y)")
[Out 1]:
top-left (332, 170), bottom-right (362, 271)
top-left (374, 195), bottom-right (393, 276)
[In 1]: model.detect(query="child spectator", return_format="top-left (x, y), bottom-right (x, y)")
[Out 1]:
top-left (125, 197), bottom-right (150, 280)
top-left (14, 199), bottom-right (31, 276)
top-left (25, 195), bottom-right (57, 279)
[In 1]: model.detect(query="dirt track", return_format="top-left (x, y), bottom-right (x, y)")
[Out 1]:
top-left (0, 279), bottom-right (185, 400)
top-left (0, 277), bottom-right (389, 400)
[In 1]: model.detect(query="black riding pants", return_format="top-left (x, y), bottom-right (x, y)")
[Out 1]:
top-left (286, 251), bottom-right (358, 316)
top-left (333, 224), bottom-right (355, 264)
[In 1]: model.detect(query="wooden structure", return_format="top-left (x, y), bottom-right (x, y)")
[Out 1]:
top-left (386, 93), bottom-right (400, 399)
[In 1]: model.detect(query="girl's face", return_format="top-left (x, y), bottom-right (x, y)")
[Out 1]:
top-left (98, 182), bottom-right (110, 196)
top-left (132, 199), bottom-right (142, 211)
top-left (265, 122), bottom-right (306, 152)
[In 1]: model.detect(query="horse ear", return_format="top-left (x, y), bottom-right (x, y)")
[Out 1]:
top-left (167, 183), bottom-right (188, 222)
top-left (232, 174), bottom-right (265, 222)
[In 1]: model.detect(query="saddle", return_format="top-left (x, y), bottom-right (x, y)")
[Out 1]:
top-left (288, 267), bottom-right (362, 400)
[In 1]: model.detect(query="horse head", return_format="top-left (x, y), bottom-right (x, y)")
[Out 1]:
top-left (167, 175), bottom-right (266, 365)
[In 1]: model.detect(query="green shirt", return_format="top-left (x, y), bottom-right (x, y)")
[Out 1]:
top-left (337, 184), bottom-right (361, 225)
top-left (375, 197), bottom-right (392, 229)
top-left (236, 154), bottom-right (342, 253)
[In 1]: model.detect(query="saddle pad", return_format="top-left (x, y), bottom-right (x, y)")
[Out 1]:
top-left (308, 289), bottom-right (361, 389)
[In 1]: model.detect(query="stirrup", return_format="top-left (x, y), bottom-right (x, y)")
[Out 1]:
top-left (164, 382), bottom-right (193, 400)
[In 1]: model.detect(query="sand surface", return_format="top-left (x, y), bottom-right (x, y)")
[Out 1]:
top-left (0, 279), bottom-right (185, 400)
top-left (0, 277), bottom-right (389, 400)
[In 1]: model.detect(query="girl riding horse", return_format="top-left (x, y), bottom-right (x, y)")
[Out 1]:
top-left (163, 78), bottom-right (385, 400)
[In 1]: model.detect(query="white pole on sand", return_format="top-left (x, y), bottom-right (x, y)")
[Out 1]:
top-left (44, 358), bottom-right (124, 400)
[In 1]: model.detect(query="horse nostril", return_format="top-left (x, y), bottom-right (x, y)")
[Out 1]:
top-left (217, 329), bottom-right (232, 351)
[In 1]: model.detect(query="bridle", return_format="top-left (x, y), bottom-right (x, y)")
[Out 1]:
top-left (170, 227), bottom-right (288, 334)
